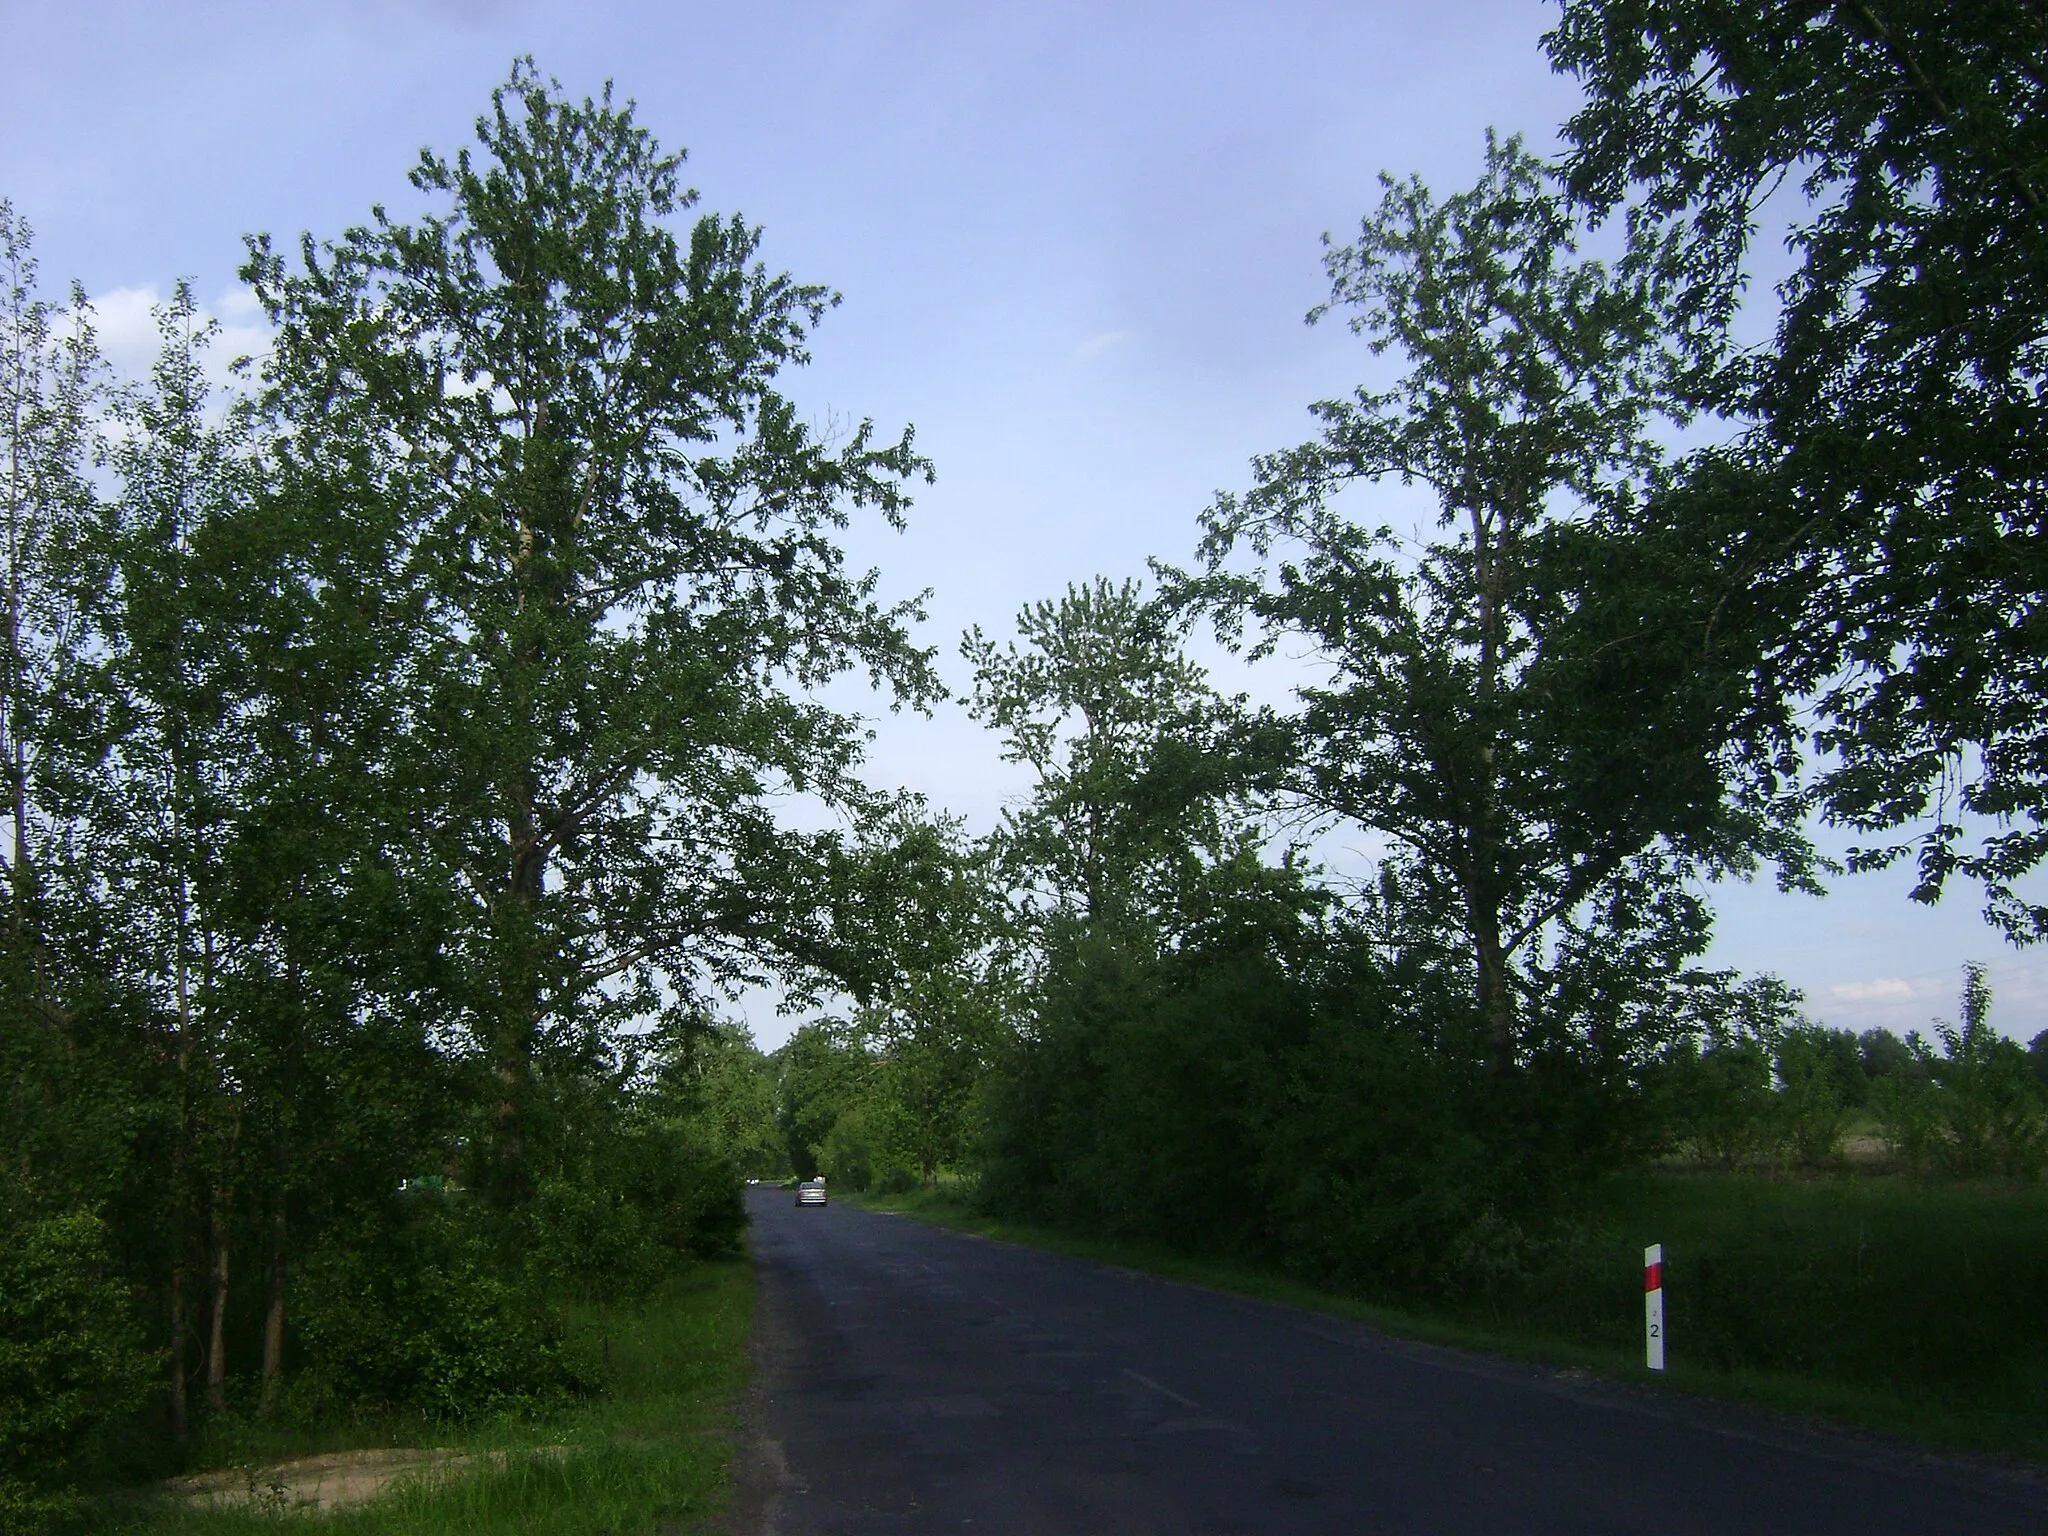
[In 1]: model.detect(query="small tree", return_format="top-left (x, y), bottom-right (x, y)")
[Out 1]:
top-left (0, 200), bottom-right (103, 998)
top-left (1927, 964), bottom-right (2046, 1179)
top-left (1774, 1029), bottom-right (1849, 1169)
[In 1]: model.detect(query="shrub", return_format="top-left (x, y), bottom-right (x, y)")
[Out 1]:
top-left (1775, 1029), bottom-right (1850, 1168)
top-left (819, 1107), bottom-right (875, 1192)
top-left (0, 1210), bottom-right (155, 1535)
top-left (526, 1118), bottom-right (747, 1302)
top-left (1927, 967), bottom-right (2046, 1179)
top-left (1661, 1034), bottom-right (1773, 1167)
top-left (288, 1201), bottom-right (580, 1422)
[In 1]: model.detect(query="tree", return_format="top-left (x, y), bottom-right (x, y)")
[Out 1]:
top-left (773, 1023), bottom-right (868, 1180)
top-left (1924, 963), bottom-right (2046, 1178)
top-left (241, 60), bottom-right (938, 1203)
top-left (0, 200), bottom-right (102, 1000)
top-left (79, 285), bottom-right (261, 1435)
top-left (1548, 2), bottom-right (2048, 942)
top-left (861, 967), bottom-right (1001, 1187)
top-left (1183, 134), bottom-right (1798, 1076)
top-left (650, 1022), bottom-right (785, 1178)
top-left (964, 577), bottom-right (1287, 951)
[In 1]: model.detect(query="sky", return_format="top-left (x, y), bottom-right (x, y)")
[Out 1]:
top-left (4, 0), bottom-right (2040, 1047)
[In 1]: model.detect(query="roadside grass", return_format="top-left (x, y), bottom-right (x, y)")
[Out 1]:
top-left (850, 1173), bottom-right (2048, 1463)
top-left (94, 1258), bottom-right (753, 1535)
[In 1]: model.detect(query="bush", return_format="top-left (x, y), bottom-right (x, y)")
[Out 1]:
top-left (1775, 1029), bottom-right (1850, 1168)
top-left (0, 1210), bottom-right (155, 1535)
top-left (288, 1201), bottom-right (581, 1422)
top-left (819, 1108), bottom-right (876, 1193)
top-left (1872, 968), bottom-right (2048, 1179)
top-left (1661, 1034), bottom-right (1773, 1167)
top-left (526, 1118), bottom-right (747, 1302)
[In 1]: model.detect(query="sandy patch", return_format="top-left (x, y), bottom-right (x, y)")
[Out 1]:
top-left (167, 1447), bottom-right (483, 1513)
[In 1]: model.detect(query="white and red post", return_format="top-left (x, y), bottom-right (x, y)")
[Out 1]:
top-left (1644, 1244), bottom-right (1666, 1372)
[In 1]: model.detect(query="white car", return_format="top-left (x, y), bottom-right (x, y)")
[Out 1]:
top-left (795, 1178), bottom-right (828, 1207)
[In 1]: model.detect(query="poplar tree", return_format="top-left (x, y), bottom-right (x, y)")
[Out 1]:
top-left (0, 201), bottom-right (101, 1002)
top-left (241, 60), bottom-right (937, 1202)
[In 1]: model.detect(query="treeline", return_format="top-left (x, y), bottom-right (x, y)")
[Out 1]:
top-left (1, 63), bottom-right (934, 1528)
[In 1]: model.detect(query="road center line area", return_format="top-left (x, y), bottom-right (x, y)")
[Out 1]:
top-left (741, 1191), bottom-right (2046, 1535)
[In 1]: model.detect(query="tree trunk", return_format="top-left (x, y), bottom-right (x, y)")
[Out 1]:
top-left (1473, 913), bottom-right (1514, 1077)
top-left (205, 1192), bottom-right (230, 1414)
top-left (1457, 812), bottom-right (1515, 1077)
top-left (258, 1187), bottom-right (287, 1418)
top-left (487, 771), bottom-right (546, 1207)
top-left (167, 1258), bottom-right (190, 1440)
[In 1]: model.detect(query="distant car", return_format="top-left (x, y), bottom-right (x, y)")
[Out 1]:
top-left (796, 1178), bottom-right (828, 1207)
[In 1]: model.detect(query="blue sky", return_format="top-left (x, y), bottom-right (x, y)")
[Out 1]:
top-left (5, 0), bottom-right (2040, 1046)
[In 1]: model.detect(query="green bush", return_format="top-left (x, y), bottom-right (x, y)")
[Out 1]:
top-left (1870, 968), bottom-right (2047, 1180)
top-left (1661, 1033), bottom-right (1773, 1167)
top-left (0, 1210), bottom-right (155, 1535)
top-left (288, 1202), bottom-right (580, 1421)
top-left (1775, 1029), bottom-right (1850, 1168)
top-left (526, 1118), bottom-right (747, 1301)
top-left (819, 1108), bottom-right (876, 1193)
top-left (874, 1165), bottom-right (920, 1196)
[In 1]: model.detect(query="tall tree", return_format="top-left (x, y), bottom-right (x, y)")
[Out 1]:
top-left (1548, 2), bottom-right (2048, 941)
top-left (1183, 135), bottom-right (1800, 1074)
top-left (83, 285), bottom-right (261, 1435)
top-left (0, 201), bottom-right (102, 996)
top-left (241, 60), bottom-right (938, 1203)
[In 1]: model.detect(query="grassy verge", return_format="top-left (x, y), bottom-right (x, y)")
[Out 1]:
top-left (96, 1258), bottom-right (753, 1535)
top-left (849, 1176), bottom-right (2048, 1464)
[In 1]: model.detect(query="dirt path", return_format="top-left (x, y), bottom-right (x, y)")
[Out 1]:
top-left (167, 1447), bottom-right (482, 1512)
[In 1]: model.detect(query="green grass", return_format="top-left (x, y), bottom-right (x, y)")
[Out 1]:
top-left (851, 1174), bottom-right (2048, 1463)
top-left (96, 1258), bottom-right (753, 1535)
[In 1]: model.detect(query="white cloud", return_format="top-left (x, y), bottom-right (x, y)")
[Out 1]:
top-left (1072, 329), bottom-right (1132, 362)
top-left (82, 283), bottom-right (271, 390)
top-left (1829, 977), bottom-right (1920, 1003)
top-left (85, 285), bottom-right (163, 380)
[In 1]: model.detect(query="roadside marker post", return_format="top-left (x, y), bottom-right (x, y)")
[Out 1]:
top-left (1644, 1244), bottom-right (1666, 1372)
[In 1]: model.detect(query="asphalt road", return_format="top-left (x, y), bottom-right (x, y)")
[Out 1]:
top-left (740, 1189), bottom-right (2046, 1535)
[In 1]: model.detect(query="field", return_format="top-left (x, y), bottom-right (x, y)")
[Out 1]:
top-left (89, 1260), bottom-right (754, 1536)
top-left (855, 1171), bottom-right (2048, 1461)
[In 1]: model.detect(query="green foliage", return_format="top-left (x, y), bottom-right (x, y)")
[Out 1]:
top-left (977, 912), bottom-right (1668, 1297)
top-left (817, 1106), bottom-right (874, 1192)
top-left (964, 578), bottom-right (1282, 941)
top-left (1774, 1028), bottom-right (1851, 1169)
top-left (0, 1210), bottom-right (155, 1531)
top-left (1860, 1027), bottom-right (1916, 1083)
top-left (773, 1023), bottom-right (869, 1180)
top-left (858, 967), bottom-right (1002, 1187)
top-left (1550, 1), bottom-right (2048, 941)
top-left (286, 1202), bottom-right (580, 1423)
top-left (647, 1024), bottom-right (786, 1180)
top-left (1863, 968), bottom-right (2046, 1179)
top-left (1178, 131), bottom-right (1801, 1081)
top-left (1923, 965), bottom-right (2047, 1179)
top-left (1661, 1032), bottom-right (1773, 1169)
top-left (242, 57), bottom-right (936, 1203)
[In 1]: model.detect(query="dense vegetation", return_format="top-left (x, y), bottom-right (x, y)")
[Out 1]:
top-left (5, 7), bottom-right (2047, 1528)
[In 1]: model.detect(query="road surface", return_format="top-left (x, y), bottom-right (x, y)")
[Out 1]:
top-left (739, 1189), bottom-right (2045, 1534)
